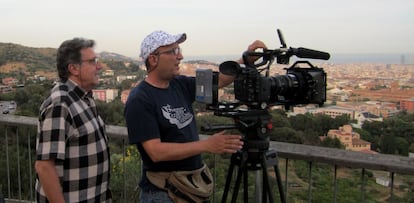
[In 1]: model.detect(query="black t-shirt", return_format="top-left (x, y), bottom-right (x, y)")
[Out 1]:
top-left (125, 75), bottom-right (202, 172)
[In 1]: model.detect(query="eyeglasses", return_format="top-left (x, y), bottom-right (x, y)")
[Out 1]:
top-left (154, 47), bottom-right (182, 56)
top-left (81, 57), bottom-right (100, 65)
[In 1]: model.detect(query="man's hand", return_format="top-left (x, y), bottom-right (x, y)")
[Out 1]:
top-left (204, 130), bottom-right (244, 154)
top-left (237, 40), bottom-right (268, 65)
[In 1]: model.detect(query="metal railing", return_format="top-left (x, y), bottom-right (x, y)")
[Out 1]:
top-left (1, 114), bottom-right (413, 203)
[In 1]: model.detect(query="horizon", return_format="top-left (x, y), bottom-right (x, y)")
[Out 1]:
top-left (1, 0), bottom-right (413, 58)
top-left (1, 40), bottom-right (413, 65)
top-left (183, 53), bottom-right (414, 64)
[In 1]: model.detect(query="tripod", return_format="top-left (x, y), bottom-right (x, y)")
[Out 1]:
top-left (219, 110), bottom-right (286, 203)
top-left (221, 142), bottom-right (286, 203)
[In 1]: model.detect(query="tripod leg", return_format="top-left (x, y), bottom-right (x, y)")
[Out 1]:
top-left (261, 153), bottom-right (274, 203)
top-left (266, 150), bottom-right (286, 203)
top-left (230, 154), bottom-right (247, 203)
top-left (243, 167), bottom-right (249, 203)
top-left (272, 165), bottom-right (286, 203)
top-left (222, 154), bottom-right (237, 203)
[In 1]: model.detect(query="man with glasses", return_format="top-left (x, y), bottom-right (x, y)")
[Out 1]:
top-left (124, 30), bottom-right (266, 202)
top-left (35, 38), bottom-right (112, 202)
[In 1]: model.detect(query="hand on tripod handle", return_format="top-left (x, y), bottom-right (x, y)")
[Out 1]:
top-left (203, 130), bottom-right (244, 154)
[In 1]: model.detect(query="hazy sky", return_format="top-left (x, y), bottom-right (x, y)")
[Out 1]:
top-left (1, 0), bottom-right (413, 58)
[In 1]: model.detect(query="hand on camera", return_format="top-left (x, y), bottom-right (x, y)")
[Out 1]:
top-left (237, 40), bottom-right (267, 65)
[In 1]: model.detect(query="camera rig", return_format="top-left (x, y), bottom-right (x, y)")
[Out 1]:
top-left (195, 29), bottom-right (330, 203)
top-left (197, 29), bottom-right (329, 112)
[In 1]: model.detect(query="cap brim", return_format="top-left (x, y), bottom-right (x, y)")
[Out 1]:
top-left (177, 33), bottom-right (187, 44)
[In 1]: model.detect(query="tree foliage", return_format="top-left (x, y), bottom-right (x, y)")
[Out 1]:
top-left (96, 99), bottom-right (126, 126)
top-left (363, 115), bottom-right (414, 155)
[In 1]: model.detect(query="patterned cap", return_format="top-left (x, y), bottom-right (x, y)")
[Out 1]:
top-left (140, 30), bottom-right (187, 61)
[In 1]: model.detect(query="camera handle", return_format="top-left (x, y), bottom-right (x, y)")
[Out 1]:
top-left (241, 29), bottom-right (330, 72)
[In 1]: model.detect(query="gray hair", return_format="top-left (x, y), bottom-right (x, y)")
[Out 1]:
top-left (56, 38), bottom-right (95, 82)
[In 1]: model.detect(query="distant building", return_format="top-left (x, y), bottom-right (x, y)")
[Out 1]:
top-left (354, 111), bottom-right (383, 128)
top-left (2, 77), bottom-right (18, 86)
top-left (309, 106), bottom-right (355, 119)
top-left (0, 85), bottom-right (13, 93)
top-left (326, 125), bottom-right (375, 154)
top-left (102, 70), bottom-right (115, 76)
top-left (93, 89), bottom-right (119, 103)
top-left (363, 101), bottom-right (398, 118)
top-left (400, 98), bottom-right (414, 112)
top-left (116, 75), bottom-right (137, 83)
top-left (121, 89), bottom-right (130, 104)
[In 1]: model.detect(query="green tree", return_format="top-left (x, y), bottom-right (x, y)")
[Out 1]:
top-left (409, 143), bottom-right (414, 153)
top-left (270, 110), bottom-right (291, 128)
top-left (320, 137), bottom-right (344, 149)
top-left (302, 128), bottom-right (321, 145)
top-left (395, 137), bottom-right (409, 156)
top-left (288, 113), bottom-right (314, 132)
top-left (118, 79), bottom-right (137, 92)
top-left (379, 133), bottom-right (396, 154)
top-left (362, 120), bottom-right (383, 137)
top-left (270, 127), bottom-right (303, 144)
top-left (14, 82), bottom-right (52, 116)
top-left (96, 99), bottom-right (126, 126)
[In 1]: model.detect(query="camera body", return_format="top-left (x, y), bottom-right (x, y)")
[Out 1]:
top-left (234, 60), bottom-right (326, 109)
top-left (196, 29), bottom-right (329, 112)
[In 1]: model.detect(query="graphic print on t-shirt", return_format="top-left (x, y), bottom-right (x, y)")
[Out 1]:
top-left (161, 104), bottom-right (193, 129)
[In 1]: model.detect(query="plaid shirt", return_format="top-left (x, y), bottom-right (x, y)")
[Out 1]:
top-left (36, 79), bottom-right (112, 202)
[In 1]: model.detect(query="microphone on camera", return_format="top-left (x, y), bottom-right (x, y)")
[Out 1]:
top-left (292, 47), bottom-right (330, 60)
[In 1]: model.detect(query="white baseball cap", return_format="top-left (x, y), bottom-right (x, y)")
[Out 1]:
top-left (139, 30), bottom-right (187, 61)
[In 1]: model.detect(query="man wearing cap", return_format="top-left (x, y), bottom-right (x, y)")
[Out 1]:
top-left (124, 30), bottom-right (266, 202)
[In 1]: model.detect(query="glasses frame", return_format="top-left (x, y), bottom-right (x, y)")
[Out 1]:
top-left (154, 47), bottom-right (181, 56)
top-left (81, 57), bottom-right (100, 65)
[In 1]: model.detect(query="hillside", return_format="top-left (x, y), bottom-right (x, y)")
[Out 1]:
top-left (0, 42), bottom-right (222, 79)
top-left (0, 42), bottom-right (142, 78)
top-left (0, 42), bottom-right (56, 72)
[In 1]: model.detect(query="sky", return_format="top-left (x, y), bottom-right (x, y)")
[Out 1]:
top-left (1, 0), bottom-right (414, 59)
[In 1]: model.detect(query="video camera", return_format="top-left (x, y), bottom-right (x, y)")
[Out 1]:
top-left (195, 30), bottom-right (330, 203)
top-left (196, 29), bottom-right (329, 114)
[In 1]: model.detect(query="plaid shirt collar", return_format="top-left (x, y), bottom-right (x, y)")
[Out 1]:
top-left (67, 79), bottom-right (94, 100)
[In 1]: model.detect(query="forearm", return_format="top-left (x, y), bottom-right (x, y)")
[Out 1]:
top-left (34, 160), bottom-right (65, 203)
top-left (143, 139), bottom-right (208, 162)
top-left (218, 73), bottom-right (235, 88)
top-left (143, 132), bottom-right (243, 162)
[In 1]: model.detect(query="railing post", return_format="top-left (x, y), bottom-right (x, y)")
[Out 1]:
top-left (5, 126), bottom-right (11, 199)
top-left (389, 172), bottom-right (395, 203)
top-left (307, 161), bottom-right (312, 203)
top-left (16, 128), bottom-right (22, 200)
top-left (333, 165), bottom-right (337, 203)
top-left (284, 158), bottom-right (288, 203)
top-left (122, 138), bottom-right (126, 203)
top-left (361, 168), bottom-right (366, 203)
top-left (28, 130), bottom-right (34, 202)
top-left (212, 154), bottom-right (216, 203)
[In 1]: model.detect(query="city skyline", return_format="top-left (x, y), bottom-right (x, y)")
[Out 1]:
top-left (1, 0), bottom-right (413, 59)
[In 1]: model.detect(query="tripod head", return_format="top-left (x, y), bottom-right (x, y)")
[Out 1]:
top-left (201, 108), bottom-right (273, 166)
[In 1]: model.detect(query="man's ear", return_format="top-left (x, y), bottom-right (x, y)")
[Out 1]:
top-left (148, 55), bottom-right (158, 66)
top-left (68, 64), bottom-right (80, 76)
